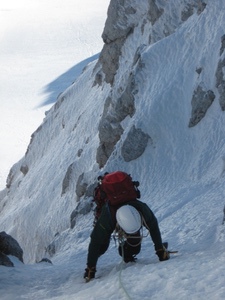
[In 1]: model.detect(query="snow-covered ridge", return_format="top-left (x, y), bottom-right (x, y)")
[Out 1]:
top-left (1, 0), bottom-right (225, 298)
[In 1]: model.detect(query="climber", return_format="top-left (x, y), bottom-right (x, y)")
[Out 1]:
top-left (83, 171), bottom-right (170, 282)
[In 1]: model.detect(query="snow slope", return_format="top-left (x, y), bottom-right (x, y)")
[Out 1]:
top-left (1, 0), bottom-right (225, 299)
top-left (0, 0), bottom-right (109, 189)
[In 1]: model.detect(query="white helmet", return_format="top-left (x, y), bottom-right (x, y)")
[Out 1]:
top-left (116, 205), bottom-right (142, 234)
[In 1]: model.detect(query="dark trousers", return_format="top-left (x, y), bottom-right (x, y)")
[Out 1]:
top-left (118, 231), bottom-right (142, 262)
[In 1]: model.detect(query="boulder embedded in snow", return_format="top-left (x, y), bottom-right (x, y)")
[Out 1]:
top-left (20, 164), bottom-right (29, 176)
top-left (61, 163), bottom-right (75, 196)
top-left (0, 252), bottom-right (14, 267)
top-left (0, 231), bottom-right (24, 263)
top-left (75, 173), bottom-right (87, 199)
top-left (216, 36), bottom-right (225, 111)
top-left (216, 57), bottom-right (225, 111)
top-left (38, 258), bottom-right (53, 264)
top-left (96, 116), bottom-right (124, 168)
top-left (70, 200), bottom-right (92, 229)
top-left (219, 34), bottom-right (225, 56)
top-left (121, 125), bottom-right (150, 161)
top-left (188, 86), bottom-right (215, 127)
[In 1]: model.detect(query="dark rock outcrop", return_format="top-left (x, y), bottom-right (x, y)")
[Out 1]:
top-left (215, 35), bottom-right (225, 111)
top-left (189, 86), bottom-right (215, 127)
top-left (121, 126), bottom-right (150, 162)
top-left (38, 258), bottom-right (52, 264)
top-left (0, 231), bottom-right (24, 267)
top-left (0, 252), bottom-right (14, 267)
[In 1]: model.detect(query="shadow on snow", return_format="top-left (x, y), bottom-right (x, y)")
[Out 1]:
top-left (37, 53), bottom-right (99, 108)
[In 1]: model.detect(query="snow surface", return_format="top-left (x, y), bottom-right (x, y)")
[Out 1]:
top-left (1, 0), bottom-right (225, 300)
top-left (0, 0), bottom-right (109, 189)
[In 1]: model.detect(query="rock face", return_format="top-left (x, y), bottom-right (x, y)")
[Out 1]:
top-left (95, 0), bottom-right (210, 167)
top-left (96, 0), bottom-right (139, 85)
top-left (0, 231), bottom-right (24, 267)
top-left (95, 0), bottom-right (164, 86)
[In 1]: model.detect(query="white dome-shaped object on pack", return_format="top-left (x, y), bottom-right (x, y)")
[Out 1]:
top-left (116, 205), bottom-right (142, 234)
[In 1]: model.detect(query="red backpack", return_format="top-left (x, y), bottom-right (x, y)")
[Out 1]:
top-left (100, 171), bottom-right (140, 206)
top-left (92, 171), bottom-right (140, 220)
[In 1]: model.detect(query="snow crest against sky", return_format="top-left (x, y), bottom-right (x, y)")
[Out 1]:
top-left (0, 0), bottom-right (109, 190)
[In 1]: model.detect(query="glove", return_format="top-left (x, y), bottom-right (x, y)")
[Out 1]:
top-left (156, 244), bottom-right (170, 261)
top-left (84, 266), bottom-right (96, 282)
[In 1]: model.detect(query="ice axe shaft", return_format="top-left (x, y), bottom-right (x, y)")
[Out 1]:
top-left (168, 250), bottom-right (178, 254)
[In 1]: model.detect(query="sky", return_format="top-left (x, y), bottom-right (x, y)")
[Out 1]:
top-left (0, 0), bottom-right (109, 190)
top-left (1, 0), bottom-right (225, 299)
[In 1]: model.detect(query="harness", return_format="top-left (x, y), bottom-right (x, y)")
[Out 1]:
top-left (112, 214), bottom-right (150, 248)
